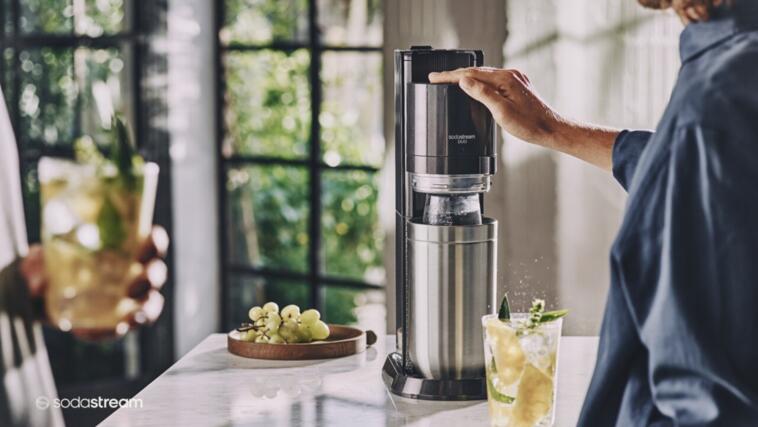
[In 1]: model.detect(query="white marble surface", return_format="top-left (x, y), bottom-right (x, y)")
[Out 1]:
top-left (101, 335), bottom-right (599, 427)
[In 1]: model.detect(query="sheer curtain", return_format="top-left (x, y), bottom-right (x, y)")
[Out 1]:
top-left (0, 85), bottom-right (29, 266)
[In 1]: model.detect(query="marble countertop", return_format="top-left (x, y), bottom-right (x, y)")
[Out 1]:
top-left (101, 334), bottom-right (599, 427)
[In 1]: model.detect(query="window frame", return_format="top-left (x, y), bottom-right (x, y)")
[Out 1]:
top-left (0, 0), bottom-right (174, 390)
top-left (214, 0), bottom-right (384, 327)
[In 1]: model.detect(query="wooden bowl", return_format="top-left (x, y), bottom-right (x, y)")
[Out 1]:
top-left (227, 324), bottom-right (378, 360)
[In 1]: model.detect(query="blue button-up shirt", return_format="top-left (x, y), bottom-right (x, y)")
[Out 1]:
top-left (578, 4), bottom-right (758, 426)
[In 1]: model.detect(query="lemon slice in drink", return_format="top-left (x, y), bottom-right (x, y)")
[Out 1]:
top-left (512, 363), bottom-right (554, 427)
top-left (486, 318), bottom-right (526, 386)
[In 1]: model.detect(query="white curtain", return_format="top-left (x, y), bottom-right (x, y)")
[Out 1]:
top-left (0, 85), bottom-right (29, 266)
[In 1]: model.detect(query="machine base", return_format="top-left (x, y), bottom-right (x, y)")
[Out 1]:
top-left (382, 352), bottom-right (487, 401)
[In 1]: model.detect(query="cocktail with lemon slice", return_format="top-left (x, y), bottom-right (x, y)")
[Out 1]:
top-left (39, 117), bottom-right (158, 333)
top-left (482, 298), bottom-right (565, 427)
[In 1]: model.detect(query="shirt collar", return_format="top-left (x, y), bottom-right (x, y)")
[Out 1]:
top-left (679, 2), bottom-right (758, 64)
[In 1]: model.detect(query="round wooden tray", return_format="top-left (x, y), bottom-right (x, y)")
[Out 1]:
top-left (227, 324), bottom-right (377, 360)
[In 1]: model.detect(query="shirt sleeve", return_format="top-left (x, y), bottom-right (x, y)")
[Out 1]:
top-left (635, 125), bottom-right (758, 425)
top-left (612, 130), bottom-right (654, 191)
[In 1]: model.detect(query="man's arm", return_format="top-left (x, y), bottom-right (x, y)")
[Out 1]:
top-left (428, 67), bottom-right (620, 170)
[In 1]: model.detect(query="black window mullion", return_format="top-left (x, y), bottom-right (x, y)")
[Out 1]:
top-left (215, 0), bottom-right (229, 330)
top-left (131, 0), bottom-right (143, 148)
top-left (227, 265), bottom-right (383, 292)
top-left (2, 34), bottom-right (138, 49)
top-left (9, 0), bottom-right (19, 133)
top-left (225, 43), bottom-right (381, 53)
top-left (11, 0), bottom-right (23, 231)
top-left (224, 154), bottom-right (379, 173)
top-left (307, 0), bottom-right (322, 313)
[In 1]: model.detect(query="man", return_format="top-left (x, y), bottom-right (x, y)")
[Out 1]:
top-left (431, 0), bottom-right (758, 425)
top-left (0, 85), bottom-right (167, 427)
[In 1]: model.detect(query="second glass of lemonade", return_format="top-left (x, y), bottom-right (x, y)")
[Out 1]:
top-left (482, 313), bottom-right (562, 427)
top-left (39, 157), bottom-right (158, 332)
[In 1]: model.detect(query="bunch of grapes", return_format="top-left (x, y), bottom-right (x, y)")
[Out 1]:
top-left (237, 302), bottom-right (330, 344)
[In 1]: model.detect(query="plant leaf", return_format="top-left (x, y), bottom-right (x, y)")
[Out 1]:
top-left (111, 115), bottom-right (136, 190)
top-left (498, 293), bottom-right (511, 321)
top-left (539, 309), bottom-right (569, 323)
top-left (97, 196), bottom-right (126, 250)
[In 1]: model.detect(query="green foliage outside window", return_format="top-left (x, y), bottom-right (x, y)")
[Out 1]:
top-left (222, 0), bottom-right (384, 326)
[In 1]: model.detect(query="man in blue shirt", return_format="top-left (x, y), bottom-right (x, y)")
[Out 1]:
top-left (430, 0), bottom-right (758, 425)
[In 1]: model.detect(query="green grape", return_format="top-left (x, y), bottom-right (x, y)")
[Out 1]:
top-left (254, 318), bottom-right (265, 327)
top-left (268, 333), bottom-right (285, 344)
top-left (248, 306), bottom-right (264, 321)
top-left (296, 324), bottom-right (313, 343)
top-left (254, 335), bottom-right (269, 343)
top-left (300, 309), bottom-right (320, 326)
top-left (263, 302), bottom-right (279, 313)
top-left (241, 330), bottom-right (256, 342)
top-left (266, 312), bottom-right (282, 331)
top-left (281, 304), bottom-right (301, 322)
top-left (279, 323), bottom-right (298, 343)
top-left (310, 320), bottom-right (330, 340)
top-left (262, 324), bottom-right (279, 337)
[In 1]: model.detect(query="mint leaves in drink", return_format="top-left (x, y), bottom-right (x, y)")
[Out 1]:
top-left (74, 114), bottom-right (144, 250)
top-left (498, 293), bottom-right (511, 321)
top-left (497, 294), bottom-right (568, 328)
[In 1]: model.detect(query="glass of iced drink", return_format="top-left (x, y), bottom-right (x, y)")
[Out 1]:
top-left (38, 152), bottom-right (158, 333)
top-left (482, 313), bottom-right (562, 427)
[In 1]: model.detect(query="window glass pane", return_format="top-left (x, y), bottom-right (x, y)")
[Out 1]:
top-left (17, 47), bottom-right (126, 147)
top-left (223, 50), bottom-right (310, 158)
top-left (18, 48), bottom-right (76, 145)
top-left (80, 0), bottom-right (126, 35)
top-left (321, 170), bottom-right (383, 282)
top-left (226, 275), bottom-right (310, 330)
top-left (322, 286), bottom-right (385, 332)
top-left (77, 46), bottom-right (128, 141)
top-left (221, 0), bottom-right (308, 45)
top-left (19, 0), bottom-right (125, 35)
top-left (321, 51), bottom-right (383, 167)
top-left (317, 0), bottom-right (382, 47)
top-left (2, 1), bottom-right (12, 36)
top-left (20, 0), bottom-right (73, 33)
top-left (226, 164), bottom-right (310, 272)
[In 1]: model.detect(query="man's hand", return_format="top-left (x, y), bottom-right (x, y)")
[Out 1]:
top-left (429, 67), bottom-right (563, 147)
top-left (21, 226), bottom-right (169, 341)
top-left (429, 67), bottom-right (619, 171)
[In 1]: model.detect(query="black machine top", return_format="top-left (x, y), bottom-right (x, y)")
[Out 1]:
top-left (395, 46), bottom-right (496, 176)
top-left (396, 46), bottom-right (483, 83)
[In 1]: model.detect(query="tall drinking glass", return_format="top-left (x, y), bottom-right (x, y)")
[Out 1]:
top-left (39, 157), bottom-right (159, 332)
top-left (482, 313), bottom-right (562, 427)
